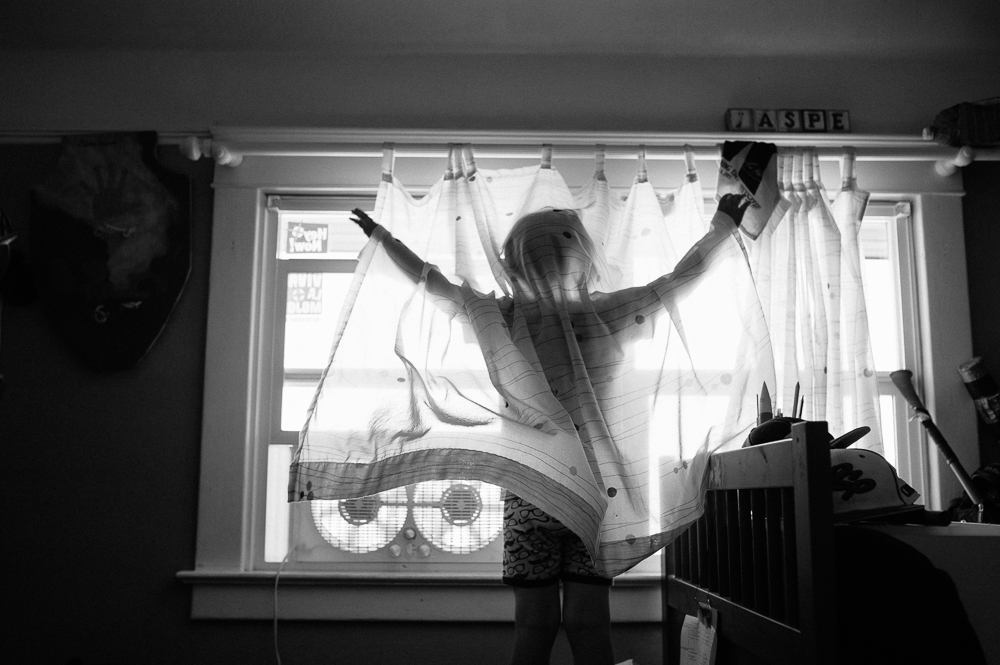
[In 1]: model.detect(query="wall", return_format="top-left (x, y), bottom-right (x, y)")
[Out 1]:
top-left (2, 43), bottom-right (998, 665)
top-left (0, 51), bottom-right (996, 135)
top-left (962, 162), bottom-right (1000, 467)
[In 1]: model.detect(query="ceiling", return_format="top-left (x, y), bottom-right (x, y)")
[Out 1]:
top-left (3, 0), bottom-right (999, 59)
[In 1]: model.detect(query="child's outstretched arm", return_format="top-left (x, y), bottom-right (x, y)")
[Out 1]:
top-left (592, 193), bottom-right (753, 335)
top-left (667, 193), bottom-right (750, 277)
top-left (350, 209), bottom-right (465, 308)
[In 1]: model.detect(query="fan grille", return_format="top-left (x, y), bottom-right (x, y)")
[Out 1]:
top-left (414, 480), bottom-right (503, 554)
top-left (311, 487), bottom-right (408, 553)
top-left (338, 495), bottom-right (380, 525)
top-left (441, 484), bottom-right (483, 526)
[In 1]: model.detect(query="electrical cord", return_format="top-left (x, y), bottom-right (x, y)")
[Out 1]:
top-left (274, 546), bottom-right (295, 665)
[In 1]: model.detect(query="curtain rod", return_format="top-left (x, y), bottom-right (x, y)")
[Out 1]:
top-left (0, 128), bottom-right (961, 151)
top-left (1, 129), bottom-right (992, 174)
top-left (185, 144), bottom-right (992, 180)
top-left (211, 127), bottom-right (936, 148)
top-left (0, 131), bottom-right (201, 145)
top-left (196, 128), bottom-right (996, 173)
top-left (185, 141), bottom-right (950, 160)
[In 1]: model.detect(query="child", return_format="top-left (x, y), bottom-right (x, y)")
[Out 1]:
top-left (350, 193), bottom-right (750, 665)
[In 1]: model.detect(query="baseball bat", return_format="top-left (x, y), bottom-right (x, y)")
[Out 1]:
top-left (890, 369), bottom-right (985, 515)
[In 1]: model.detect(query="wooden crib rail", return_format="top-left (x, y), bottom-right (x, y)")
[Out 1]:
top-left (664, 421), bottom-right (838, 665)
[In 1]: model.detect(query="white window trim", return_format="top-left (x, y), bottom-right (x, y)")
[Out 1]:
top-left (179, 128), bottom-right (978, 620)
top-left (866, 201), bottom-right (926, 498)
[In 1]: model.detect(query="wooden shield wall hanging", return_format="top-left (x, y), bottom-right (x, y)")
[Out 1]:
top-left (31, 132), bottom-right (191, 370)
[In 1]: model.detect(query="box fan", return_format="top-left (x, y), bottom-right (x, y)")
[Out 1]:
top-left (289, 479), bottom-right (504, 574)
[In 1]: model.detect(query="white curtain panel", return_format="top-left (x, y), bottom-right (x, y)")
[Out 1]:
top-left (746, 147), bottom-right (882, 451)
top-left (293, 141), bottom-right (883, 575)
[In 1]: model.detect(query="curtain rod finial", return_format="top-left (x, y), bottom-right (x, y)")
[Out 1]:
top-left (179, 135), bottom-right (242, 168)
top-left (934, 145), bottom-right (974, 177)
top-left (179, 136), bottom-right (211, 161)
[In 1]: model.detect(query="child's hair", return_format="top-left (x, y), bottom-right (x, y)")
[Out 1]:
top-left (501, 208), bottom-right (611, 289)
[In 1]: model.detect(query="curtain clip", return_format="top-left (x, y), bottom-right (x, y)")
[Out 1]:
top-left (636, 145), bottom-right (647, 183)
top-left (792, 148), bottom-right (804, 186)
top-left (683, 144), bottom-right (698, 182)
top-left (840, 146), bottom-right (857, 186)
top-left (541, 144), bottom-right (553, 169)
top-left (444, 143), bottom-right (457, 180)
top-left (804, 148), bottom-right (816, 185)
top-left (462, 143), bottom-right (478, 177)
top-left (381, 142), bottom-right (395, 183)
top-left (594, 144), bottom-right (606, 180)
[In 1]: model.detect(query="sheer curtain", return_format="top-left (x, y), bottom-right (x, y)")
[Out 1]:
top-left (746, 147), bottom-right (882, 452)
top-left (290, 143), bottom-right (779, 575)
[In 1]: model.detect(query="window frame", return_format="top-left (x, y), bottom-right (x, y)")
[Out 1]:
top-left (261, 197), bottom-right (369, 565)
top-left (178, 128), bottom-right (977, 620)
top-left (268, 196), bottom-right (373, 444)
top-left (858, 201), bottom-right (927, 497)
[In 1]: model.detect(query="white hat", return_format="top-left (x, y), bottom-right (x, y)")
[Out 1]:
top-left (830, 448), bottom-right (922, 522)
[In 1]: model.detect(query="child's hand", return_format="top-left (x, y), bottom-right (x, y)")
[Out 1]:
top-left (350, 208), bottom-right (378, 237)
top-left (717, 193), bottom-right (752, 226)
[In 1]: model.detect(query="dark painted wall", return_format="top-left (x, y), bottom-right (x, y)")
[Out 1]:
top-left (0, 144), bottom-right (660, 665)
top-left (0, 52), bottom-right (996, 136)
top-left (962, 162), bottom-right (1000, 467)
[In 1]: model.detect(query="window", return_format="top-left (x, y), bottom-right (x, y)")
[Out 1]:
top-left (858, 202), bottom-right (925, 496)
top-left (263, 198), bottom-right (924, 570)
top-left (263, 199), bottom-right (374, 565)
top-left (263, 198), bottom-right (511, 574)
top-left (180, 129), bottom-right (977, 620)
top-left (262, 195), bottom-right (664, 577)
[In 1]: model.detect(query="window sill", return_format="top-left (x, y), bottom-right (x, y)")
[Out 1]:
top-left (176, 569), bottom-right (663, 621)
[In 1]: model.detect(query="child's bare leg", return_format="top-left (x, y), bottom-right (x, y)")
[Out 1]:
top-left (561, 580), bottom-right (614, 665)
top-left (510, 583), bottom-right (561, 665)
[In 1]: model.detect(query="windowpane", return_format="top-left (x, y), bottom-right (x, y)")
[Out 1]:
top-left (281, 272), bottom-right (355, 430)
top-left (281, 381), bottom-right (321, 432)
top-left (859, 218), bottom-right (900, 373)
top-left (278, 211), bottom-right (367, 260)
top-left (879, 393), bottom-right (898, 467)
top-left (858, 207), bottom-right (918, 486)
top-left (265, 444), bottom-right (293, 562)
top-left (271, 202), bottom-right (509, 573)
top-left (283, 272), bottom-right (355, 370)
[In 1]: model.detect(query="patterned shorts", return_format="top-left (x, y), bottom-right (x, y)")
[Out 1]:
top-left (502, 493), bottom-right (613, 587)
